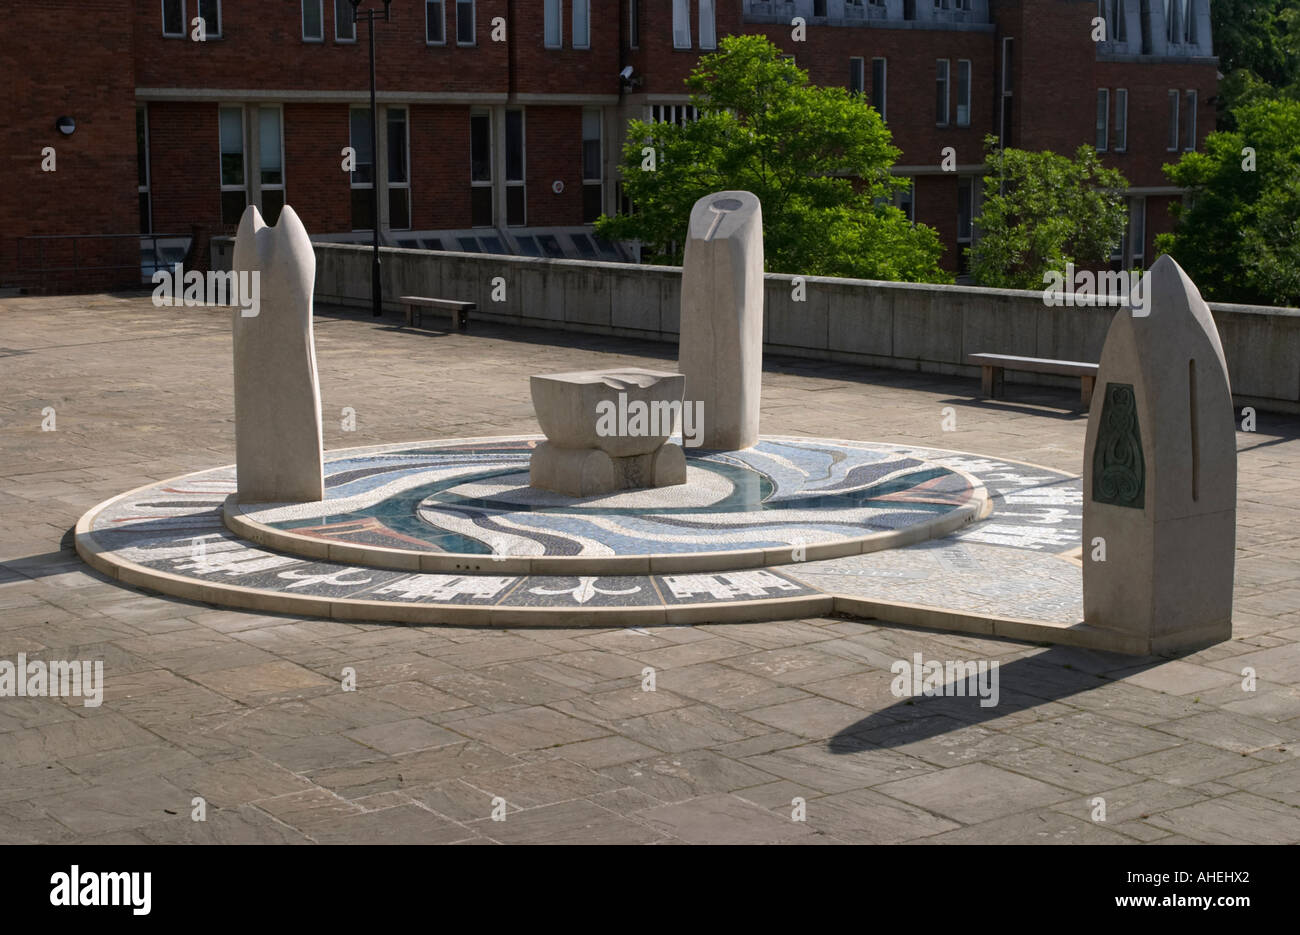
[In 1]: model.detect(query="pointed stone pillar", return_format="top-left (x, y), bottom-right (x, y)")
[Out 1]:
top-left (231, 204), bottom-right (324, 503)
top-left (678, 190), bottom-right (764, 450)
top-left (1082, 254), bottom-right (1236, 653)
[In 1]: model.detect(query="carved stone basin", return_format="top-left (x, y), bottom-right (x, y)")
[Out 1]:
top-left (529, 368), bottom-right (685, 458)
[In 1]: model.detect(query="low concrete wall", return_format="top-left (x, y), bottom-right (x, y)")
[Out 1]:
top-left (211, 237), bottom-right (1300, 412)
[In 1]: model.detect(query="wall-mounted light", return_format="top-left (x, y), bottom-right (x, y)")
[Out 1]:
top-left (55, 116), bottom-right (76, 136)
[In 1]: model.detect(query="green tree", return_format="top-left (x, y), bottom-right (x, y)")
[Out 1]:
top-left (594, 35), bottom-right (950, 283)
top-left (1210, 0), bottom-right (1300, 127)
top-left (1155, 98), bottom-right (1300, 307)
top-left (968, 136), bottom-right (1129, 290)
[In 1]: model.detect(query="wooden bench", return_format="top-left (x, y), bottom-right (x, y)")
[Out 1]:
top-left (967, 352), bottom-right (1099, 407)
top-left (400, 296), bottom-right (474, 331)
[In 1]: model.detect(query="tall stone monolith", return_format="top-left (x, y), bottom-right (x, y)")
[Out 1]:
top-left (1082, 254), bottom-right (1235, 653)
top-left (678, 190), bottom-right (763, 450)
top-left (231, 204), bottom-right (324, 503)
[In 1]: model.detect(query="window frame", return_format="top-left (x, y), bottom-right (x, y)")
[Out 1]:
top-left (302, 0), bottom-right (325, 41)
top-left (936, 59), bottom-right (950, 128)
top-left (699, 0), bottom-right (717, 50)
top-left (871, 57), bottom-right (887, 120)
top-left (335, 0), bottom-right (357, 42)
top-left (386, 105), bottom-right (412, 231)
top-left (956, 59), bottom-right (971, 127)
top-left (1183, 88), bottom-right (1197, 151)
top-left (426, 0), bottom-right (446, 45)
top-left (456, 0), bottom-right (476, 46)
top-left (349, 106), bottom-right (376, 231)
top-left (137, 105), bottom-right (152, 235)
top-left (849, 57), bottom-right (865, 96)
top-left (469, 109), bottom-right (494, 229)
top-left (161, 0), bottom-right (186, 38)
top-left (257, 104), bottom-right (286, 225)
top-left (573, 0), bottom-right (590, 49)
top-left (196, 0), bottom-right (222, 38)
top-left (582, 107), bottom-right (603, 224)
top-left (672, 0), bottom-right (691, 50)
top-left (629, 0), bottom-right (639, 49)
top-left (1096, 88), bottom-right (1109, 152)
top-left (1167, 89), bottom-right (1180, 151)
top-left (504, 107), bottom-right (527, 228)
top-left (218, 104), bottom-right (248, 226)
top-left (544, 0), bottom-right (562, 49)
top-left (1113, 87), bottom-right (1128, 152)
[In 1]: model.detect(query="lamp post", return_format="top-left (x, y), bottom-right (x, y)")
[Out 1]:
top-left (350, 0), bottom-right (393, 318)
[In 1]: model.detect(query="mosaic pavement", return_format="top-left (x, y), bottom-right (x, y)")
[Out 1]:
top-left (76, 437), bottom-right (1085, 630)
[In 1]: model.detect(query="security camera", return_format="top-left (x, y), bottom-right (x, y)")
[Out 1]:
top-left (620, 66), bottom-right (634, 81)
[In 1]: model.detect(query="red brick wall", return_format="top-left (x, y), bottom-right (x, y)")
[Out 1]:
top-left (147, 102), bottom-right (222, 235)
top-left (410, 104), bottom-right (473, 230)
top-left (524, 106), bottom-right (586, 226)
top-left (284, 103), bottom-right (352, 234)
top-left (510, 0), bottom-right (621, 95)
top-left (0, 0), bottom-right (138, 290)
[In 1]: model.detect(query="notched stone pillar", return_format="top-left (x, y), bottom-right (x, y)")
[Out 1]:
top-left (1082, 254), bottom-right (1235, 654)
top-left (678, 190), bottom-right (764, 450)
top-left (231, 205), bottom-right (324, 503)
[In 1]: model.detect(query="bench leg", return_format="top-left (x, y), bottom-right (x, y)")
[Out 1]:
top-left (457, 310), bottom-right (468, 331)
top-left (1080, 375), bottom-right (1095, 409)
top-left (980, 365), bottom-right (1004, 399)
top-left (404, 303), bottom-right (413, 328)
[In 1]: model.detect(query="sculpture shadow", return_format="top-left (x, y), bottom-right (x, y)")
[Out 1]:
top-left (828, 645), bottom-right (1168, 755)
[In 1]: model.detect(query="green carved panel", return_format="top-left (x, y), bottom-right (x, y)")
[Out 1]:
top-left (1092, 382), bottom-right (1145, 508)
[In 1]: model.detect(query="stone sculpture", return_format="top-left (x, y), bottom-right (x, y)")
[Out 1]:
top-left (529, 368), bottom-right (687, 497)
top-left (678, 190), bottom-right (764, 450)
top-left (1082, 254), bottom-right (1235, 653)
top-left (231, 204), bottom-right (324, 503)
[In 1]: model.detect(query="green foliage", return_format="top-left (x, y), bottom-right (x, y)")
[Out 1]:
top-left (594, 35), bottom-right (950, 283)
top-left (967, 136), bottom-right (1129, 290)
top-left (1211, 0), bottom-right (1300, 127)
top-left (1156, 98), bottom-right (1300, 307)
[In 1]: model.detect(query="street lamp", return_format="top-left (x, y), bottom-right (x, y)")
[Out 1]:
top-left (350, 0), bottom-right (393, 317)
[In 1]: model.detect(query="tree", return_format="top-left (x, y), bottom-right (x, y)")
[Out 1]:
top-left (967, 136), bottom-right (1129, 290)
top-left (594, 35), bottom-right (950, 283)
top-left (1155, 98), bottom-right (1300, 307)
top-left (1211, 0), bottom-right (1300, 127)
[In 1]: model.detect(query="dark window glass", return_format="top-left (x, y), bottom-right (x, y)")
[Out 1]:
top-left (505, 110), bottom-right (524, 182)
top-left (262, 189), bottom-right (284, 225)
top-left (350, 109), bottom-right (374, 184)
top-left (482, 236), bottom-right (504, 254)
top-left (162, 0), bottom-right (183, 34)
top-left (456, 0), bottom-right (474, 43)
top-left (506, 186), bottom-right (526, 227)
top-left (457, 236), bottom-right (482, 252)
top-left (388, 188), bottom-right (410, 230)
top-left (222, 190), bottom-right (247, 226)
top-left (871, 59), bottom-right (886, 118)
top-left (426, 0), bottom-right (445, 42)
top-left (387, 110), bottom-right (408, 183)
top-left (304, 1), bottom-right (324, 39)
top-left (583, 185), bottom-right (602, 223)
top-left (336, 0), bottom-right (356, 40)
top-left (572, 234), bottom-right (597, 257)
top-left (136, 108), bottom-right (148, 188)
top-left (351, 188), bottom-right (375, 230)
top-left (470, 186), bottom-right (492, 226)
top-left (538, 234), bottom-right (564, 257)
top-left (139, 193), bottom-right (152, 235)
top-left (515, 235), bottom-right (540, 256)
top-left (198, 0), bottom-right (220, 34)
top-left (849, 59), bottom-right (864, 95)
top-left (629, 0), bottom-right (639, 47)
top-left (470, 113), bottom-right (492, 181)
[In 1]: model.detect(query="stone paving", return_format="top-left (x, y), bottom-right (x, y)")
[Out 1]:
top-left (1, 292), bottom-right (1299, 844)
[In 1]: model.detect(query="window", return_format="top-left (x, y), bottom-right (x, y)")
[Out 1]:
top-left (936, 60), bottom-right (950, 126)
top-left (871, 58), bottom-right (887, 119)
top-left (137, 106), bottom-right (151, 235)
top-left (426, 0), bottom-right (445, 44)
top-left (699, 0), bottom-right (716, 50)
top-left (1129, 196), bottom-right (1145, 268)
top-left (303, 0), bottom-right (324, 40)
top-left (957, 177), bottom-right (974, 243)
top-left (629, 0), bottom-right (639, 49)
top-left (573, 0), bottom-right (590, 48)
top-left (545, 0), bottom-right (561, 48)
top-left (1186, 0), bottom-right (1197, 43)
top-left (1113, 88), bottom-right (1127, 151)
top-left (1096, 89), bottom-right (1109, 151)
top-left (456, 0), bottom-right (475, 44)
top-left (335, 0), bottom-right (355, 41)
top-left (849, 57), bottom-right (865, 95)
top-left (582, 108), bottom-right (603, 223)
top-left (672, 0), bottom-right (690, 49)
top-left (895, 178), bottom-right (914, 223)
top-left (648, 104), bottom-right (698, 125)
top-left (1184, 89), bottom-right (1197, 150)
top-left (349, 107), bottom-right (375, 230)
top-left (387, 107), bottom-right (410, 230)
top-left (470, 111), bottom-right (493, 227)
top-left (1000, 37), bottom-right (1014, 145)
top-left (258, 106), bottom-right (285, 225)
top-left (1167, 89), bottom-right (1180, 150)
top-left (162, 0), bottom-right (185, 37)
top-left (1111, 0), bottom-right (1127, 41)
top-left (219, 105), bottom-right (246, 226)
top-left (814, 0), bottom-right (828, 15)
top-left (505, 109), bottom-right (526, 227)
top-left (196, 0), bottom-right (221, 37)
top-left (956, 60), bottom-right (971, 127)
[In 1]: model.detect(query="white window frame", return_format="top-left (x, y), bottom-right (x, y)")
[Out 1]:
top-left (470, 108), bottom-right (494, 228)
top-left (573, 0), bottom-right (590, 49)
top-left (956, 59), bottom-right (971, 127)
top-left (195, 0), bottom-right (222, 38)
top-left (1167, 89), bottom-right (1180, 151)
top-left (957, 176), bottom-right (975, 244)
top-left (629, 0), bottom-right (639, 49)
top-left (386, 106), bottom-right (411, 231)
top-left (219, 104), bottom-right (248, 225)
top-left (1113, 88), bottom-right (1128, 152)
top-left (582, 107), bottom-right (603, 222)
top-left (137, 105), bottom-right (152, 235)
top-left (257, 105), bottom-right (286, 221)
top-left (895, 177), bottom-right (914, 223)
top-left (349, 106), bottom-right (375, 231)
top-left (849, 57), bottom-right (865, 95)
top-left (504, 108), bottom-right (527, 228)
top-left (544, 0), bottom-right (562, 49)
top-left (1096, 88), bottom-right (1109, 152)
top-left (672, 0), bottom-right (691, 49)
top-left (426, 0), bottom-right (446, 45)
top-left (456, 0), bottom-right (476, 46)
top-left (1184, 88), bottom-right (1197, 151)
top-left (871, 57), bottom-right (887, 120)
top-left (335, 0), bottom-right (356, 42)
top-left (161, 0), bottom-right (186, 38)
top-left (699, 0), bottom-right (717, 50)
top-left (302, 0), bottom-right (324, 42)
top-left (936, 59), bottom-right (950, 127)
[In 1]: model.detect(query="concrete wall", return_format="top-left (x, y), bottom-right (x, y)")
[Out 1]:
top-left (212, 238), bottom-right (1300, 413)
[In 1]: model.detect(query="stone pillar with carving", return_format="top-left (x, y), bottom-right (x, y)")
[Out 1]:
top-left (1082, 254), bottom-right (1235, 653)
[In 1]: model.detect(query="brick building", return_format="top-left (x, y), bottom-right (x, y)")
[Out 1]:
top-left (1, 0), bottom-right (1217, 289)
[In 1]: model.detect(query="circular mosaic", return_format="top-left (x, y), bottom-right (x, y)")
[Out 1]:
top-left (223, 437), bottom-right (987, 574)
